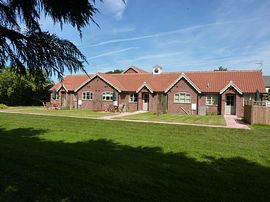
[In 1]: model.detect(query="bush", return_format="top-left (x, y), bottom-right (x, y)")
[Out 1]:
top-left (0, 104), bottom-right (8, 109)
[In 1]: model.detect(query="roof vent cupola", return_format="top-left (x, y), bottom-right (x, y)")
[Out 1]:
top-left (152, 65), bottom-right (162, 75)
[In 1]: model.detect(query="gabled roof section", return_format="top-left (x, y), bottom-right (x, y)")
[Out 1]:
top-left (56, 84), bottom-right (68, 92)
top-left (50, 69), bottom-right (266, 94)
top-left (123, 66), bottom-right (149, 74)
top-left (136, 82), bottom-right (154, 93)
top-left (103, 72), bottom-right (179, 92)
top-left (263, 76), bottom-right (270, 87)
top-left (49, 74), bottom-right (90, 92)
top-left (219, 81), bottom-right (243, 95)
top-left (165, 73), bottom-right (202, 93)
top-left (74, 73), bottom-right (122, 92)
top-left (185, 70), bottom-right (266, 93)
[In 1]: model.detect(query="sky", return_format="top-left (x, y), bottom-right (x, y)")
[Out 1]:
top-left (39, 0), bottom-right (270, 81)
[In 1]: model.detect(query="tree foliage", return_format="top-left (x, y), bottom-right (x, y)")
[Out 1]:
top-left (0, 0), bottom-right (102, 78)
top-left (214, 66), bottom-right (228, 71)
top-left (0, 68), bottom-right (54, 106)
top-left (106, 69), bottom-right (124, 74)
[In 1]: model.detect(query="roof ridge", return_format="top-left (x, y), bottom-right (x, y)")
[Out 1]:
top-left (65, 74), bottom-right (93, 76)
top-left (63, 69), bottom-right (262, 77)
top-left (183, 69), bottom-right (262, 73)
top-left (104, 72), bottom-right (151, 76)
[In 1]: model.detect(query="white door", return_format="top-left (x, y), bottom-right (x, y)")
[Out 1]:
top-left (225, 95), bottom-right (235, 115)
top-left (143, 94), bottom-right (149, 111)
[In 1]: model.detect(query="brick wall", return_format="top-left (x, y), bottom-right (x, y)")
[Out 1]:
top-left (198, 94), bottom-right (220, 115)
top-left (167, 79), bottom-right (199, 114)
top-left (136, 87), bottom-right (158, 112)
top-left (77, 77), bottom-right (117, 110)
top-left (119, 93), bottom-right (138, 111)
top-left (221, 87), bottom-right (243, 116)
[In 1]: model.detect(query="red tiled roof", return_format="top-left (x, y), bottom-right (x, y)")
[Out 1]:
top-left (50, 74), bottom-right (90, 91)
top-left (101, 73), bottom-right (179, 92)
top-left (123, 66), bottom-right (149, 73)
top-left (185, 70), bottom-right (266, 93)
top-left (50, 70), bottom-right (266, 94)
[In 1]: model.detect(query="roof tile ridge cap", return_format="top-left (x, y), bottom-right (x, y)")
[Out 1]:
top-left (114, 72), bottom-right (151, 75)
top-left (219, 69), bottom-right (261, 72)
top-left (63, 74), bottom-right (93, 77)
top-left (161, 72), bottom-right (180, 73)
top-left (142, 81), bottom-right (153, 88)
top-left (131, 66), bottom-right (145, 69)
top-left (183, 69), bottom-right (261, 73)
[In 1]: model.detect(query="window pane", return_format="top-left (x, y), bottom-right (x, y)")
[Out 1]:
top-left (134, 94), bottom-right (138, 102)
top-left (185, 94), bottom-right (191, 103)
top-left (212, 95), bottom-right (217, 104)
top-left (82, 92), bottom-right (93, 100)
top-left (130, 94), bottom-right (138, 102)
top-left (174, 93), bottom-right (191, 103)
top-left (206, 96), bottom-right (211, 105)
top-left (174, 94), bottom-right (179, 102)
top-left (206, 95), bottom-right (217, 105)
top-left (103, 92), bottom-right (113, 101)
top-left (179, 93), bottom-right (185, 99)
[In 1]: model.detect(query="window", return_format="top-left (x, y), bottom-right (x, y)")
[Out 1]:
top-left (206, 94), bottom-right (218, 105)
top-left (129, 93), bottom-right (138, 102)
top-left (102, 92), bottom-right (113, 101)
top-left (51, 92), bottom-right (59, 100)
top-left (174, 92), bottom-right (191, 103)
top-left (82, 91), bottom-right (93, 100)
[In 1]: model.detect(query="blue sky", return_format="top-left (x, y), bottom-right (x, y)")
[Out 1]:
top-left (40, 0), bottom-right (270, 81)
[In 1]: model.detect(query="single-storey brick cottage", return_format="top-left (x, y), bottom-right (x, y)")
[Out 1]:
top-left (50, 66), bottom-right (266, 116)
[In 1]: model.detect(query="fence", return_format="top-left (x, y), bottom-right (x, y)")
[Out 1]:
top-left (244, 101), bottom-right (270, 125)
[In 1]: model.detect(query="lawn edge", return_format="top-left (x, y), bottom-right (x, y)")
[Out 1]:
top-left (0, 111), bottom-right (250, 130)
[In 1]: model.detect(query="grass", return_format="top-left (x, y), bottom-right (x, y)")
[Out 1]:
top-left (0, 113), bottom-right (269, 201)
top-left (117, 112), bottom-right (226, 125)
top-left (0, 106), bottom-right (114, 118)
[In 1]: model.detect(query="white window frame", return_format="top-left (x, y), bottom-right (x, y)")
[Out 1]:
top-left (174, 92), bottom-right (191, 103)
top-left (82, 91), bottom-right (93, 100)
top-left (129, 93), bottom-right (138, 102)
top-left (206, 94), bottom-right (218, 105)
top-left (102, 91), bottom-right (113, 101)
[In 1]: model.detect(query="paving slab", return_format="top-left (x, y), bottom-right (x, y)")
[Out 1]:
top-left (224, 115), bottom-right (250, 129)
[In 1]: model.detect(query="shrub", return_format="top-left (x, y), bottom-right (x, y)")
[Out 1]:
top-left (0, 104), bottom-right (8, 109)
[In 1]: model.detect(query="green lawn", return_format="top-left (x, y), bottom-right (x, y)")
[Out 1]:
top-left (0, 113), bottom-right (269, 201)
top-left (117, 112), bottom-right (226, 125)
top-left (0, 107), bottom-right (114, 118)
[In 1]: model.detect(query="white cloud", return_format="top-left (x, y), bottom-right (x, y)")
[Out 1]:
top-left (85, 18), bottom-right (258, 48)
top-left (87, 47), bottom-right (138, 60)
top-left (119, 51), bottom-right (184, 64)
top-left (102, 0), bottom-right (127, 20)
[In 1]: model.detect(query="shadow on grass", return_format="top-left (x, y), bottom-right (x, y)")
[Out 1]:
top-left (0, 127), bottom-right (269, 202)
